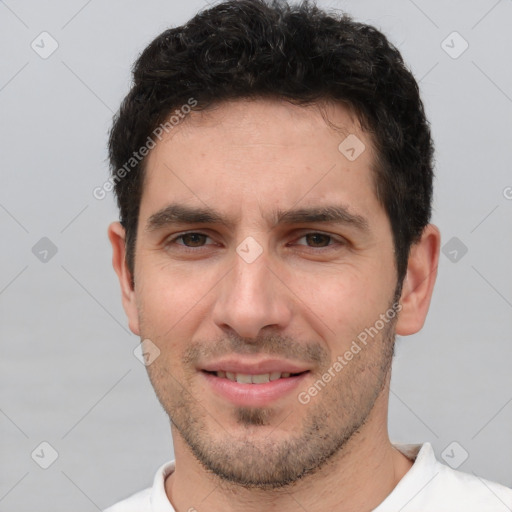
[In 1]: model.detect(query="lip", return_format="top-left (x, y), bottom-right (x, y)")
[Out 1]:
top-left (201, 358), bottom-right (310, 375)
top-left (201, 370), bottom-right (309, 407)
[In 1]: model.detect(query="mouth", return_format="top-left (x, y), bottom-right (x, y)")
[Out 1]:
top-left (201, 366), bottom-right (311, 407)
top-left (203, 370), bottom-right (308, 384)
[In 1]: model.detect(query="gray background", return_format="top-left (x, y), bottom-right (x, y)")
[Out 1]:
top-left (1, 0), bottom-right (511, 510)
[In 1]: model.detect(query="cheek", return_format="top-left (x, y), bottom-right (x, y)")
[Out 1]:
top-left (136, 261), bottom-right (215, 337)
top-left (290, 265), bottom-right (392, 343)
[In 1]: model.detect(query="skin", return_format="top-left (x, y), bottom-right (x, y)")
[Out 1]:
top-left (109, 98), bottom-right (440, 512)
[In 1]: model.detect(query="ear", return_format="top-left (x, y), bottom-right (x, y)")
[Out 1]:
top-left (395, 224), bottom-right (440, 336)
top-left (108, 222), bottom-right (140, 336)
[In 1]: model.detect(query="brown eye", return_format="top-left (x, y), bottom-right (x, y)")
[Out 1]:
top-left (304, 233), bottom-right (331, 247)
top-left (177, 233), bottom-right (209, 247)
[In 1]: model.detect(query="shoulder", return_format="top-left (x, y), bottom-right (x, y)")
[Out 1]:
top-left (103, 460), bottom-right (176, 512)
top-left (103, 487), bottom-right (151, 512)
top-left (384, 442), bottom-right (512, 511)
top-left (429, 462), bottom-right (512, 509)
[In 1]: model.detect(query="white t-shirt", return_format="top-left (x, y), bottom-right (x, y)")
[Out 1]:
top-left (104, 442), bottom-right (512, 511)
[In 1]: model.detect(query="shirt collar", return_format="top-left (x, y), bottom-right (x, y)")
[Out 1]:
top-left (149, 443), bottom-right (434, 511)
top-left (372, 442), bottom-right (439, 511)
top-left (150, 460), bottom-right (176, 511)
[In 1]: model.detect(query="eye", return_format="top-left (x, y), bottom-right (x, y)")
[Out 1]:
top-left (167, 232), bottom-right (212, 248)
top-left (294, 232), bottom-right (341, 248)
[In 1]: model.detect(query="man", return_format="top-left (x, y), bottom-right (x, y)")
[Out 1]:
top-left (104, 0), bottom-right (512, 510)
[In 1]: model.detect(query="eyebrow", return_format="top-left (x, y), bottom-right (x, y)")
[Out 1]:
top-left (275, 205), bottom-right (369, 232)
top-left (145, 203), bottom-right (370, 233)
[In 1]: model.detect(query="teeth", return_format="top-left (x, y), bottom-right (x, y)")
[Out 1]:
top-left (215, 371), bottom-right (295, 383)
top-left (236, 373), bottom-right (253, 384)
top-left (251, 373), bottom-right (270, 384)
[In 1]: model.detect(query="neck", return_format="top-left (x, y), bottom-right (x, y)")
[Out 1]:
top-left (165, 394), bottom-right (413, 512)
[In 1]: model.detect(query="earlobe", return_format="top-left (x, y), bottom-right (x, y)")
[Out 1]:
top-left (395, 224), bottom-right (440, 336)
top-left (107, 222), bottom-right (140, 336)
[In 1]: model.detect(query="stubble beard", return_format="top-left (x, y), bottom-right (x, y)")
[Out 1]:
top-left (145, 306), bottom-right (397, 490)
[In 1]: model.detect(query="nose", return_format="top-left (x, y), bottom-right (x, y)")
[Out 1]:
top-left (212, 246), bottom-right (293, 340)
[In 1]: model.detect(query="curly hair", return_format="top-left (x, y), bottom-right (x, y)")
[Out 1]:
top-left (108, 0), bottom-right (434, 289)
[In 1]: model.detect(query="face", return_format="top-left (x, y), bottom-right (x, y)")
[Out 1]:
top-left (126, 99), bottom-right (401, 488)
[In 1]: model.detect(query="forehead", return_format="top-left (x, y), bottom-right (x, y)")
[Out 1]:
top-left (139, 98), bottom-right (383, 227)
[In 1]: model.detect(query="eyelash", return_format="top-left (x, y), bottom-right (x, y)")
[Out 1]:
top-left (165, 231), bottom-right (345, 252)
